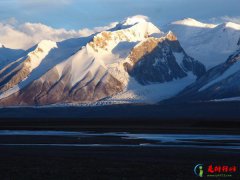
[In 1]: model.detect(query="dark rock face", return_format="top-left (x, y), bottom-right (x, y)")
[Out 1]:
top-left (129, 40), bottom-right (187, 84)
top-left (125, 35), bottom-right (206, 85)
top-left (171, 51), bottom-right (240, 102)
top-left (182, 56), bottom-right (206, 78)
top-left (0, 58), bottom-right (30, 93)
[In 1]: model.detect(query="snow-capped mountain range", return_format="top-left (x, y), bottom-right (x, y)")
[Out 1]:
top-left (0, 16), bottom-right (240, 106)
top-left (164, 18), bottom-right (240, 69)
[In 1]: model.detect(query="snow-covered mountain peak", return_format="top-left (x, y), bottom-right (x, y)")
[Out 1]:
top-left (25, 40), bottom-right (57, 71)
top-left (28, 40), bottom-right (57, 60)
top-left (113, 15), bottom-right (161, 36)
top-left (172, 18), bottom-right (216, 28)
top-left (88, 20), bottom-right (161, 53)
top-left (35, 40), bottom-right (58, 52)
top-left (121, 15), bottom-right (161, 35)
top-left (165, 31), bottom-right (178, 41)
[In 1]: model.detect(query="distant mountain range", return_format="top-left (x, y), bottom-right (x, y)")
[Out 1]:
top-left (0, 16), bottom-right (240, 106)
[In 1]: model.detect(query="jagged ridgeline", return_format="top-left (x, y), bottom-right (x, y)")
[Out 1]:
top-left (0, 17), bottom-right (205, 105)
top-left (0, 16), bottom-right (206, 106)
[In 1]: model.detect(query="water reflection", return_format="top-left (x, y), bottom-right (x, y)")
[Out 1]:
top-left (0, 130), bottom-right (239, 150)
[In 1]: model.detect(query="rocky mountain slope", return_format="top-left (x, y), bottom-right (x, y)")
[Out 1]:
top-left (0, 16), bottom-right (205, 106)
top-left (0, 44), bottom-right (25, 69)
top-left (171, 49), bottom-right (240, 102)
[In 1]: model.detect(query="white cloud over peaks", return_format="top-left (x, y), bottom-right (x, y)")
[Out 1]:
top-left (221, 16), bottom-right (240, 24)
top-left (0, 21), bottom-right (118, 50)
top-left (209, 16), bottom-right (240, 25)
top-left (124, 15), bottom-right (150, 25)
top-left (129, 15), bottom-right (149, 21)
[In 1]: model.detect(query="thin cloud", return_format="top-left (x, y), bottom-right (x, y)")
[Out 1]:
top-left (209, 16), bottom-right (240, 25)
top-left (0, 20), bottom-right (117, 50)
top-left (221, 16), bottom-right (240, 24)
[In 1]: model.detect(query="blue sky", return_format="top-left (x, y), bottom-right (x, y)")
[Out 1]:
top-left (0, 0), bottom-right (240, 29)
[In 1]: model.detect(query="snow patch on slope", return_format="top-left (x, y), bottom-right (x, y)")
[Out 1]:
top-left (56, 46), bottom-right (105, 86)
top-left (224, 22), bottom-right (240, 30)
top-left (0, 86), bottom-right (20, 100)
top-left (211, 96), bottom-right (240, 102)
top-left (199, 61), bottom-right (240, 91)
